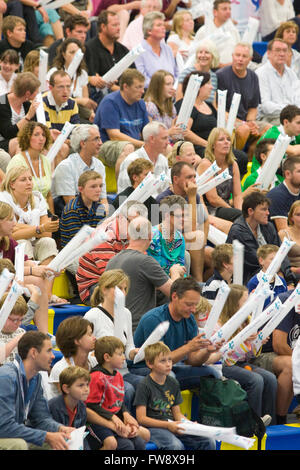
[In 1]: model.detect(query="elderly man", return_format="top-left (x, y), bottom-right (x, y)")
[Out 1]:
top-left (51, 124), bottom-right (107, 216)
top-left (116, 121), bottom-right (169, 195)
top-left (255, 38), bottom-right (300, 125)
top-left (94, 68), bottom-right (149, 148)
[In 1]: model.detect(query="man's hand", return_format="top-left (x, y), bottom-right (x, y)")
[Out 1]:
top-left (187, 333), bottom-right (212, 352)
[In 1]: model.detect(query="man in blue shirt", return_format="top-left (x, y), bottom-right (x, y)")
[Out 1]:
top-left (94, 68), bottom-right (149, 147)
top-left (129, 277), bottom-right (222, 389)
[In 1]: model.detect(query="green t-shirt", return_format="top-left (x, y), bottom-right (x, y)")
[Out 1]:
top-left (243, 168), bottom-right (283, 191)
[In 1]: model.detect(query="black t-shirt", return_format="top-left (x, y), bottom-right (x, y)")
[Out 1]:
top-left (84, 36), bottom-right (130, 77)
top-left (216, 66), bottom-right (261, 121)
top-left (0, 38), bottom-right (35, 69)
top-left (175, 99), bottom-right (217, 142)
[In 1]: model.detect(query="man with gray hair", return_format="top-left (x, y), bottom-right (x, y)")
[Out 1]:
top-left (117, 121), bottom-right (169, 195)
top-left (51, 124), bottom-right (107, 216)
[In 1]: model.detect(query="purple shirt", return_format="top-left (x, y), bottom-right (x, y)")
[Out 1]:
top-left (135, 39), bottom-right (178, 88)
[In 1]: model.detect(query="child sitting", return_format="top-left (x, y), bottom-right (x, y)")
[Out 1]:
top-left (85, 336), bottom-right (150, 451)
top-left (247, 244), bottom-right (288, 308)
top-left (202, 244), bottom-right (233, 302)
top-left (48, 366), bottom-right (91, 450)
top-left (134, 341), bottom-right (216, 450)
top-left (193, 296), bottom-right (212, 332)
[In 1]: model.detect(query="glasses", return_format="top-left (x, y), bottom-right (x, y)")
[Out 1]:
top-left (87, 137), bottom-right (102, 142)
top-left (272, 48), bottom-right (288, 53)
top-left (8, 316), bottom-right (23, 324)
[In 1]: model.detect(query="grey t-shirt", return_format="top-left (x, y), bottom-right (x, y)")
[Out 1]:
top-left (105, 249), bottom-right (169, 331)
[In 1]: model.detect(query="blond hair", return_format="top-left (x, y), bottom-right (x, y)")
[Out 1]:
top-left (171, 10), bottom-right (194, 40)
top-left (94, 336), bottom-right (125, 366)
top-left (0, 293), bottom-right (28, 317)
top-left (144, 341), bottom-right (171, 364)
top-left (59, 366), bottom-right (91, 395)
top-left (256, 244), bottom-right (279, 261)
top-left (204, 127), bottom-right (235, 166)
top-left (212, 243), bottom-right (233, 272)
top-left (219, 284), bottom-right (248, 329)
top-left (0, 201), bottom-right (14, 251)
top-left (1, 166), bottom-right (34, 208)
top-left (90, 269), bottom-right (130, 307)
top-left (288, 200), bottom-right (300, 226)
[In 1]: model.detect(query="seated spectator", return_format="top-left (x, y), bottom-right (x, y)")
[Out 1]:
top-left (129, 276), bottom-right (222, 386)
top-left (0, 331), bottom-right (74, 450)
top-left (243, 139), bottom-right (278, 191)
top-left (43, 70), bottom-right (81, 164)
top-left (98, 0), bottom-right (143, 40)
top-left (144, 70), bottom-right (181, 140)
top-left (194, 0), bottom-right (240, 68)
top-left (121, 0), bottom-right (163, 50)
top-left (196, 127), bottom-right (243, 222)
top-left (105, 215), bottom-right (185, 331)
top-left (167, 9), bottom-right (195, 62)
top-left (99, 139), bottom-right (135, 183)
top-left (112, 158), bottom-right (160, 224)
top-left (176, 39), bottom-right (219, 103)
top-left (278, 200), bottom-right (300, 279)
top-left (116, 121), bottom-right (169, 195)
top-left (94, 68), bottom-right (149, 147)
top-left (0, 16), bottom-right (35, 68)
top-left (147, 194), bottom-right (186, 276)
top-left (193, 296), bottom-right (212, 332)
top-left (34, 4), bottom-right (64, 48)
top-left (134, 341), bottom-right (216, 450)
top-left (134, 11), bottom-right (178, 89)
top-left (247, 244), bottom-right (288, 307)
top-left (84, 10), bottom-right (130, 103)
top-left (201, 243), bottom-right (233, 303)
top-left (59, 169), bottom-right (106, 253)
top-left (0, 49), bottom-right (19, 95)
top-left (48, 366), bottom-right (91, 450)
top-left (23, 50), bottom-right (40, 77)
top-left (259, 0), bottom-right (300, 46)
top-left (0, 71), bottom-right (40, 156)
top-left (272, 21), bottom-right (300, 78)
top-left (167, 140), bottom-right (201, 170)
top-left (47, 38), bottom-right (97, 123)
top-left (48, 316), bottom-right (97, 399)
top-left (51, 124), bottom-right (107, 217)
top-left (267, 156), bottom-right (300, 232)
top-left (6, 122), bottom-right (54, 213)
top-left (76, 214), bottom-right (130, 304)
top-left (226, 191), bottom-right (296, 286)
top-left (48, 14), bottom-right (89, 67)
top-left (255, 38), bottom-right (300, 125)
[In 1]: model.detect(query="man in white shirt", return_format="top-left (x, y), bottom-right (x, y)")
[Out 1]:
top-left (255, 38), bottom-right (300, 125)
top-left (51, 124), bottom-right (107, 215)
top-left (194, 0), bottom-right (240, 67)
top-left (117, 121), bottom-right (169, 195)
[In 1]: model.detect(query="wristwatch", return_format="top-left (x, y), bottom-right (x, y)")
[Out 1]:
top-left (36, 225), bottom-right (42, 234)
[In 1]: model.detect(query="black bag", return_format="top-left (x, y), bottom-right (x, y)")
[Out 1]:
top-left (197, 376), bottom-right (266, 441)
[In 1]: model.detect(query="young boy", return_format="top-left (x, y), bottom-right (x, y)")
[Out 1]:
top-left (193, 296), bottom-right (212, 331)
top-left (48, 366), bottom-right (91, 449)
top-left (85, 336), bottom-right (150, 450)
top-left (134, 342), bottom-right (216, 450)
top-left (0, 16), bottom-right (35, 69)
top-left (247, 244), bottom-right (288, 308)
top-left (202, 243), bottom-right (233, 302)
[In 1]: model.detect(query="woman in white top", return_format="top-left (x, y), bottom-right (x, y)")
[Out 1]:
top-left (259, 0), bottom-right (298, 41)
top-left (47, 37), bottom-right (97, 121)
top-left (83, 269), bottom-right (143, 410)
top-left (0, 49), bottom-right (19, 96)
top-left (167, 10), bottom-right (195, 63)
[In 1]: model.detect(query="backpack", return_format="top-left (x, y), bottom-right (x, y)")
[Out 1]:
top-left (196, 376), bottom-right (266, 444)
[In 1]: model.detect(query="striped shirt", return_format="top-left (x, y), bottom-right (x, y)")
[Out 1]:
top-left (201, 269), bottom-right (229, 304)
top-left (43, 91), bottom-right (80, 131)
top-left (76, 216), bottom-right (129, 303)
top-left (59, 195), bottom-right (106, 248)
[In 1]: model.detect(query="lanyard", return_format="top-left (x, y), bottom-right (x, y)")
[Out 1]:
top-left (25, 151), bottom-right (44, 193)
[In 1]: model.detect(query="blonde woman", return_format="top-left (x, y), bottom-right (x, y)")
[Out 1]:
top-left (83, 269), bottom-right (142, 409)
top-left (167, 10), bottom-right (195, 61)
top-left (279, 200), bottom-right (300, 277)
top-left (197, 127), bottom-right (242, 222)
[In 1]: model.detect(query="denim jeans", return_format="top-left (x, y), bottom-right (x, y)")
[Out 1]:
top-left (149, 427), bottom-right (216, 450)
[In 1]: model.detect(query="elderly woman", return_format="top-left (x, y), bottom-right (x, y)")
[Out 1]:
top-left (0, 72), bottom-right (40, 156)
top-left (176, 39), bottom-right (219, 103)
top-left (273, 21), bottom-right (300, 77)
top-left (134, 11), bottom-right (178, 88)
top-left (6, 122), bottom-right (54, 213)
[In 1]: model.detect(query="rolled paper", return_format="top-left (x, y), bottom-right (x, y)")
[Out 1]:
top-left (251, 272), bottom-right (272, 320)
top-left (196, 161), bottom-right (221, 188)
top-left (217, 90), bottom-right (227, 129)
top-left (45, 0), bottom-right (75, 9)
top-left (226, 93), bottom-right (241, 135)
top-left (255, 135), bottom-right (291, 191)
top-left (39, 49), bottom-right (48, 93)
top-left (197, 168), bottom-right (232, 197)
top-left (242, 17), bottom-right (260, 45)
top-left (0, 281), bottom-right (25, 331)
top-left (261, 237), bottom-right (295, 286)
top-left (113, 286), bottom-right (126, 340)
top-left (232, 239), bottom-right (244, 285)
top-left (204, 281), bottom-right (230, 338)
top-left (252, 282), bottom-right (300, 352)
top-left (176, 74), bottom-right (204, 130)
top-left (35, 92), bottom-right (46, 125)
top-left (208, 224), bottom-right (227, 245)
top-left (210, 287), bottom-right (272, 344)
top-left (66, 48), bottom-right (84, 80)
top-left (133, 321), bottom-right (170, 363)
top-left (103, 44), bottom-right (145, 83)
top-left (14, 242), bottom-right (26, 282)
top-left (176, 51), bottom-right (185, 74)
top-left (67, 426), bottom-right (87, 451)
top-left (46, 122), bottom-right (75, 164)
top-left (221, 297), bottom-right (282, 355)
top-left (0, 268), bottom-right (15, 300)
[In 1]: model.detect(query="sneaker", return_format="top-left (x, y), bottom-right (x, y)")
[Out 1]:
top-left (261, 414), bottom-right (272, 427)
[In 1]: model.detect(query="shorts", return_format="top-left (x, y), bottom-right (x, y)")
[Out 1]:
top-left (250, 352), bottom-right (278, 373)
top-left (20, 237), bottom-right (58, 263)
top-left (86, 423), bottom-right (146, 451)
top-left (35, 9), bottom-right (60, 38)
